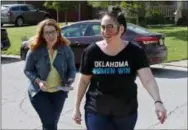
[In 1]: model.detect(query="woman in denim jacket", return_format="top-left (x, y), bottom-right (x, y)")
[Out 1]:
top-left (24, 19), bottom-right (76, 130)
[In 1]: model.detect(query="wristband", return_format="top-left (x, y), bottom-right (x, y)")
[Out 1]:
top-left (154, 101), bottom-right (163, 105)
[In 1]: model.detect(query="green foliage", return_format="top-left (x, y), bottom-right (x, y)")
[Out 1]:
top-left (146, 9), bottom-right (166, 24)
top-left (120, 1), bottom-right (145, 13)
top-left (43, 1), bottom-right (78, 11)
top-left (87, 1), bottom-right (121, 8)
top-left (43, 1), bottom-right (78, 24)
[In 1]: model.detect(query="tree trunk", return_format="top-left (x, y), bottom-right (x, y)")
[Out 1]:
top-left (136, 9), bottom-right (139, 25)
top-left (136, 16), bottom-right (139, 25)
top-left (56, 8), bottom-right (59, 23)
top-left (65, 11), bottom-right (68, 25)
top-left (78, 3), bottom-right (81, 21)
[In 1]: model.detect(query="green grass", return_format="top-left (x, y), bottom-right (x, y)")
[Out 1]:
top-left (2, 22), bottom-right (66, 55)
top-left (3, 25), bottom-right (37, 55)
top-left (148, 26), bottom-right (187, 62)
top-left (2, 24), bottom-right (187, 62)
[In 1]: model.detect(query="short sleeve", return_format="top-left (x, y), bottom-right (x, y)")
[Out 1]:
top-left (79, 48), bottom-right (93, 75)
top-left (134, 48), bottom-right (150, 71)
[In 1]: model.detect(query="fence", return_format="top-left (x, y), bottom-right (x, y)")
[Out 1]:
top-left (125, 5), bottom-right (176, 19)
top-left (148, 5), bottom-right (176, 18)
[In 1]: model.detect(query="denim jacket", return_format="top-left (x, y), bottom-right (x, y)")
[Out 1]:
top-left (24, 44), bottom-right (76, 97)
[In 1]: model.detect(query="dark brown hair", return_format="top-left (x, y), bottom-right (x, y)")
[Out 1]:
top-left (100, 6), bottom-right (127, 34)
top-left (29, 19), bottom-right (70, 51)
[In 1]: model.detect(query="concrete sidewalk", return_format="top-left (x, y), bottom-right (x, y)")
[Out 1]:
top-left (162, 60), bottom-right (187, 68)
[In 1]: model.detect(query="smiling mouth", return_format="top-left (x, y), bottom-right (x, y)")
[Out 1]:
top-left (48, 38), bottom-right (55, 42)
top-left (104, 35), bottom-right (112, 39)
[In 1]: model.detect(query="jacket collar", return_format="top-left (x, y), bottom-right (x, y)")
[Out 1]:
top-left (42, 45), bottom-right (64, 56)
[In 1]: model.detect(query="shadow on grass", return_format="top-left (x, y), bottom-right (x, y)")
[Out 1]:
top-left (147, 24), bottom-right (187, 29)
top-left (159, 30), bottom-right (187, 42)
top-left (147, 25), bottom-right (188, 42)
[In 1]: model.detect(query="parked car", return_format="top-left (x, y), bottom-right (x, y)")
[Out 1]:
top-left (20, 20), bottom-right (167, 65)
top-left (1, 4), bottom-right (50, 26)
top-left (1, 28), bottom-right (11, 51)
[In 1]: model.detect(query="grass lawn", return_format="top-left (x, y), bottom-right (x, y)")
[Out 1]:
top-left (2, 23), bottom-right (66, 55)
top-left (148, 26), bottom-right (187, 62)
top-left (2, 24), bottom-right (187, 62)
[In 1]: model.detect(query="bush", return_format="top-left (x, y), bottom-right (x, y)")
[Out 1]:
top-left (145, 10), bottom-right (166, 24)
top-left (126, 17), bottom-right (137, 24)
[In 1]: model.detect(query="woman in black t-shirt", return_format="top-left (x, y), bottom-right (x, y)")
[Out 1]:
top-left (72, 6), bottom-right (167, 130)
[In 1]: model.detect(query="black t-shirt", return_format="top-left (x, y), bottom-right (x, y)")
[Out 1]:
top-left (80, 42), bottom-right (149, 117)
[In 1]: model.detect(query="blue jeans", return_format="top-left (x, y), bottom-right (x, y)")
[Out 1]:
top-left (28, 90), bottom-right (67, 130)
top-left (85, 112), bottom-right (138, 130)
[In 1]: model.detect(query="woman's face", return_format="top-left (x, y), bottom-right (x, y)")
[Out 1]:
top-left (43, 25), bottom-right (58, 46)
top-left (101, 15), bottom-right (122, 42)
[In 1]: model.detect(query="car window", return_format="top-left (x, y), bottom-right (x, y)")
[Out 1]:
top-left (89, 24), bottom-right (101, 36)
top-left (10, 6), bottom-right (20, 11)
top-left (28, 5), bottom-right (36, 11)
top-left (80, 24), bottom-right (88, 35)
top-left (127, 23), bottom-right (151, 34)
top-left (21, 6), bottom-right (29, 11)
top-left (62, 23), bottom-right (88, 37)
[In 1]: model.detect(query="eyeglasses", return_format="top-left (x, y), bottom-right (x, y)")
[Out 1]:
top-left (100, 24), bottom-right (115, 30)
top-left (43, 30), bottom-right (57, 36)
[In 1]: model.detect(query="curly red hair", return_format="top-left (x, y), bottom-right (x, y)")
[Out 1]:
top-left (29, 19), bottom-right (70, 51)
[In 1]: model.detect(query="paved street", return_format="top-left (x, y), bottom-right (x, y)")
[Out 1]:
top-left (2, 57), bottom-right (188, 129)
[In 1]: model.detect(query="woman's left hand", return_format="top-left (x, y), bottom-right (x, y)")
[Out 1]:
top-left (155, 103), bottom-right (167, 124)
top-left (67, 78), bottom-right (74, 86)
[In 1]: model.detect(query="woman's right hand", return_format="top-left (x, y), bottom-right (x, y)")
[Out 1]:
top-left (37, 80), bottom-right (47, 92)
top-left (72, 109), bottom-right (82, 125)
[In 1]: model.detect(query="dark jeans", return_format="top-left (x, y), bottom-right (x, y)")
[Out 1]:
top-left (85, 112), bottom-right (138, 130)
top-left (28, 90), bottom-right (67, 130)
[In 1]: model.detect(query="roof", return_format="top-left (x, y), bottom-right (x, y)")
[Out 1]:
top-left (63, 19), bottom-right (132, 28)
top-left (67, 19), bottom-right (100, 26)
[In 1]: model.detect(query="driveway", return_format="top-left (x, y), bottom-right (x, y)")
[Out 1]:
top-left (2, 57), bottom-right (187, 129)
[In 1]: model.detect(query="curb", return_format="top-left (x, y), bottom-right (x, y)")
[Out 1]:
top-left (1, 54), bottom-right (188, 68)
top-left (162, 63), bottom-right (188, 68)
top-left (1, 55), bottom-right (20, 59)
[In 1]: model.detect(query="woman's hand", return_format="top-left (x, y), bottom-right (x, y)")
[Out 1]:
top-left (39, 80), bottom-right (48, 91)
top-left (36, 79), bottom-right (47, 92)
top-left (155, 103), bottom-right (167, 124)
top-left (67, 78), bottom-right (74, 86)
top-left (72, 108), bottom-right (82, 125)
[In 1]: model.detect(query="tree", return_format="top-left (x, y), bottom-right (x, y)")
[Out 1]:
top-left (120, 1), bottom-right (145, 25)
top-left (87, 1), bottom-right (145, 25)
top-left (43, 1), bottom-right (78, 24)
top-left (87, 1), bottom-right (121, 8)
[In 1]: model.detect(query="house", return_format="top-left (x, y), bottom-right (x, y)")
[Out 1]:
top-left (174, 1), bottom-right (188, 25)
top-left (146, 1), bottom-right (188, 25)
top-left (1, 1), bottom-right (94, 22)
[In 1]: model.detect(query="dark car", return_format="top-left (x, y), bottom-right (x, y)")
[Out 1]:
top-left (20, 20), bottom-right (167, 65)
top-left (1, 28), bottom-right (11, 51)
top-left (1, 4), bottom-right (50, 26)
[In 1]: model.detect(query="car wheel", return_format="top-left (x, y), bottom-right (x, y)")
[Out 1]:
top-left (15, 17), bottom-right (24, 26)
top-left (20, 50), bottom-right (26, 60)
top-left (1, 23), bottom-right (3, 26)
